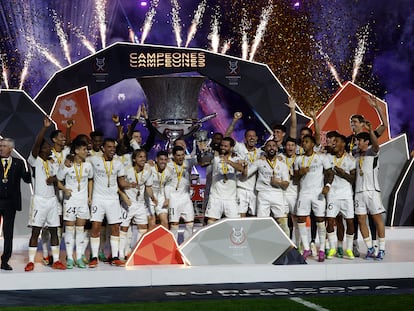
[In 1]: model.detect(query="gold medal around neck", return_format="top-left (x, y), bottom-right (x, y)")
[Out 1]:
top-left (360, 170), bottom-right (364, 176)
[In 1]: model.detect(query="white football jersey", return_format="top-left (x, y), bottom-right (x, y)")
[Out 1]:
top-left (280, 154), bottom-right (298, 196)
top-left (57, 161), bottom-right (93, 201)
top-left (234, 142), bottom-right (261, 191)
top-left (294, 152), bottom-right (332, 195)
top-left (327, 153), bottom-right (355, 199)
top-left (124, 165), bottom-right (153, 203)
top-left (165, 157), bottom-right (197, 196)
top-left (89, 155), bottom-right (125, 200)
top-left (249, 157), bottom-right (289, 193)
top-left (209, 155), bottom-right (241, 200)
top-left (50, 146), bottom-right (71, 165)
top-left (354, 147), bottom-right (381, 192)
top-left (28, 154), bottom-right (57, 198)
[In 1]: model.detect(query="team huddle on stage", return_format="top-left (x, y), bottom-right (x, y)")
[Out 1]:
top-left (21, 95), bottom-right (388, 271)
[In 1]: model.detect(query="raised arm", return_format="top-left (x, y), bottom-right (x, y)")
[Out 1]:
top-left (224, 112), bottom-right (242, 137)
top-left (287, 96), bottom-right (297, 140)
top-left (367, 95), bottom-right (387, 137)
top-left (309, 109), bottom-right (321, 146)
top-left (365, 120), bottom-right (379, 153)
top-left (32, 117), bottom-right (52, 158)
top-left (141, 105), bottom-right (156, 152)
top-left (65, 119), bottom-right (74, 146)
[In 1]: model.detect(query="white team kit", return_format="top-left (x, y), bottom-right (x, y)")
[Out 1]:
top-left (57, 161), bottom-right (93, 221)
top-left (165, 157), bottom-right (197, 223)
top-left (294, 152), bottom-right (332, 217)
top-left (248, 157), bottom-right (290, 218)
top-left (280, 154), bottom-right (298, 214)
top-left (205, 155), bottom-right (241, 219)
top-left (121, 164), bottom-right (153, 226)
top-left (88, 155), bottom-right (125, 224)
top-left (147, 165), bottom-right (173, 216)
top-left (233, 142), bottom-right (261, 215)
top-left (50, 146), bottom-right (71, 216)
top-left (354, 147), bottom-right (385, 216)
top-left (27, 154), bottom-right (60, 227)
top-left (326, 153), bottom-right (355, 219)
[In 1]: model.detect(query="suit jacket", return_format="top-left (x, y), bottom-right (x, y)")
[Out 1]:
top-left (0, 157), bottom-right (31, 211)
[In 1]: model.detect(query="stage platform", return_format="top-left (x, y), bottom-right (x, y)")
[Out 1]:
top-left (0, 227), bottom-right (413, 291)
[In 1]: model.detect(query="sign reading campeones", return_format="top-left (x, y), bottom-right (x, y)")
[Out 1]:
top-left (130, 52), bottom-right (206, 68)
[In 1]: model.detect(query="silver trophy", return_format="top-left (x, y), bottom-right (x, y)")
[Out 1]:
top-left (137, 76), bottom-right (216, 147)
top-left (194, 130), bottom-right (214, 165)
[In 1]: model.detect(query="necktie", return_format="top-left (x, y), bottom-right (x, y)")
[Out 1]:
top-left (3, 159), bottom-right (7, 168)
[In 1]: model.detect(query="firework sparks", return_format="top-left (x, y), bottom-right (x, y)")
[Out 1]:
top-left (352, 24), bottom-right (370, 83)
top-left (38, 46), bottom-right (63, 69)
top-left (185, 0), bottom-right (207, 47)
top-left (19, 53), bottom-right (32, 90)
top-left (240, 8), bottom-right (250, 60)
top-left (315, 41), bottom-right (343, 88)
top-left (51, 10), bottom-right (72, 64)
top-left (74, 29), bottom-right (97, 54)
top-left (208, 11), bottom-right (220, 53)
top-left (249, 0), bottom-right (273, 61)
top-left (220, 39), bottom-right (232, 54)
top-left (1, 55), bottom-right (9, 89)
top-left (170, 0), bottom-right (182, 47)
top-left (140, 0), bottom-right (159, 44)
top-left (129, 28), bottom-right (136, 43)
top-left (95, 0), bottom-right (107, 49)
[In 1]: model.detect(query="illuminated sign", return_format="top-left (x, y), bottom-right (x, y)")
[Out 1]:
top-left (130, 52), bottom-right (206, 68)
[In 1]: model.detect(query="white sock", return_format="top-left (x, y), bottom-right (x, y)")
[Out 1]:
top-left (316, 222), bottom-right (326, 251)
top-left (65, 226), bottom-right (75, 260)
top-left (327, 231), bottom-right (336, 250)
top-left (170, 224), bottom-right (179, 242)
top-left (119, 231), bottom-right (128, 259)
top-left (379, 237), bottom-right (385, 251)
top-left (75, 226), bottom-right (85, 260)
top-left (110, 235), bottom-right (120, 259)
top-left (41, 229), bottom-right (50, 258)
top-left (345, 234), bottom-right (354, 251)
top-left (137, 229), bottom-right (147, 245)
top-left (126, 227), bottom-right (133, 255)
top-left (57, 227), bottom-right (62, 246)
top-left (51, 245), bottom-right (60, 263)
top-left (183, 222), bottom-right (194, 242)
top-left (90, 237), bottom-right (100, 258)
top-left (298, 222), bottom-right (309, 250)
top-left (364, 237), bottom-right (373, 249)
top-left (28, 247), bottom-right (37, 263)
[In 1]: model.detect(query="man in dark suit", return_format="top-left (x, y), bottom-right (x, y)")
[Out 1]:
top-left (0, 138), bottom-right (31, 270)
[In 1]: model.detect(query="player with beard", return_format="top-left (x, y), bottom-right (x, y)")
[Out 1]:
top-left (204, 137), bottom-right (245, 224)
top-left (234, 129), bottom-right (262, 217)
top-left (294, 135), bottom-right (334, 262)
top-left (25, 118), bottom-right (66, 271)
top-left (88, 138), bottom-right (130, 267)
top-left (57, 140), bottom-right (93, 268)
top-left (248, 140), bottom-right (290, 235)
top-left (325, 134), bottom-right (356, 260)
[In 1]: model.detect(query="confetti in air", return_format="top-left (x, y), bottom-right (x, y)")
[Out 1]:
top-left (185, 0), bottom-right (207, 47)
top-left (352, 24), bottom-right (370, 83)
top-left (170, 0), bottom-right (182, 47)
top-left (95, 0), bottom-right (107, 48)
top-left (140, 0), bottom-right (159, 44)
top-left (249, 0), bottom-right (273, 61)
top-left (51, 10), bottom-right (72, 64)
top-left (240, 8), bottom-right (250, 60)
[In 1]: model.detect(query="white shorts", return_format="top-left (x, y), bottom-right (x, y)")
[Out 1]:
top-left (296, 193), bottom-right (326, 217)
top-left (354, 191), bottom-right (385, 215)
top-left (237, 188), bottom-right (257, 215)
top-left (29, 195), bottom-right (60, 227)
top-left (205, 197), bottom-right (240, 219)
top-left (326, 198), bottom-right (354, 219)
top-left (256, 191), bottom-right (288, 219)
top-left (63, 198), bottom-right (90, 221)
top-left (285, 193), bottom-right (298, 215)
top-left (121, 202), bottom-right (148, 226)
top-left (152, 195), bottom-right (168, 215)
top-left (90, 198), bottom-right (122, 224)
top-left (168, 193), bottom-right (194, 223)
